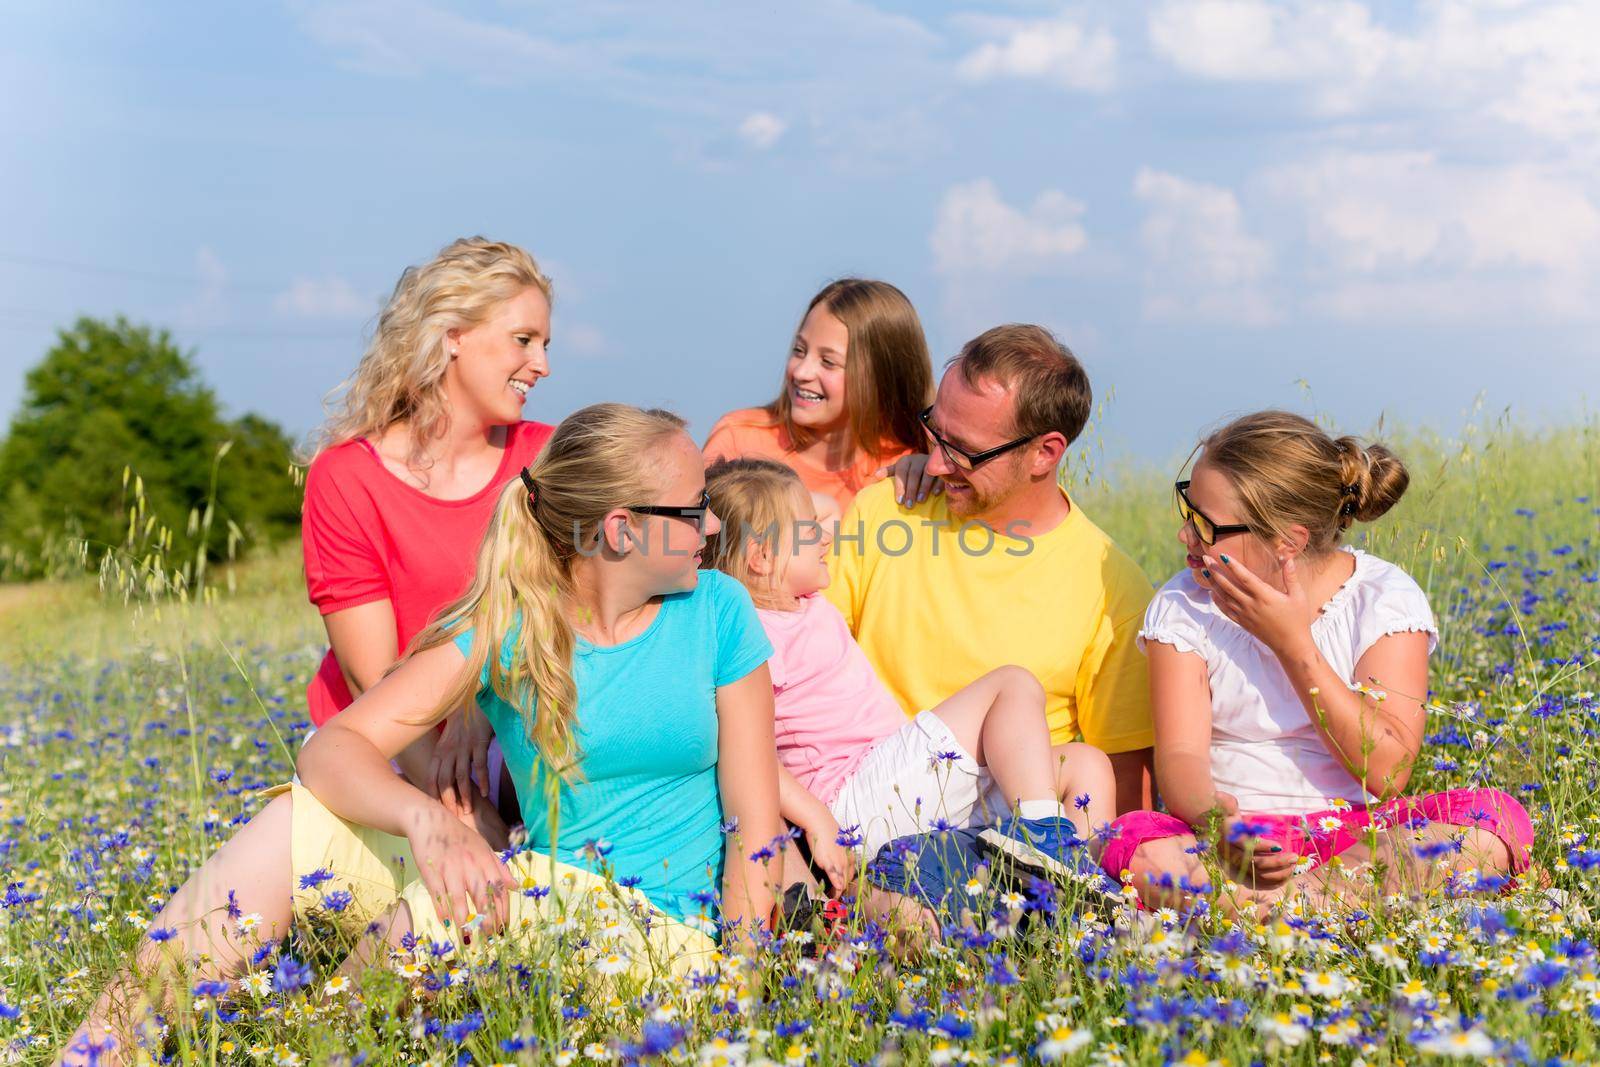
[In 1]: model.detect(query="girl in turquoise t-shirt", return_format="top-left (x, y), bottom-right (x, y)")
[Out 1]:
top-left (63, 405), bottom-right (783, 1064)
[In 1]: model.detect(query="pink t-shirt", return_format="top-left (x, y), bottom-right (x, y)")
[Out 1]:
top-left (301, 420), bottom-right (555, 727)
top-left (757, 593), bottom-right (909, 805)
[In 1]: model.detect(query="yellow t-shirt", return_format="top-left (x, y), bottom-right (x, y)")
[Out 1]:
top-left (822, 478), bottom-right (1155, 752)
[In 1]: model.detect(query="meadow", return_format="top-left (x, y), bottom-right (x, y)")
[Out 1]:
top-left (1, 411), bottom-right (1597, 1065)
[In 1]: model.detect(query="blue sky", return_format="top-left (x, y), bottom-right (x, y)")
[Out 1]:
top-left (3, 1), bottom-right (1596, 466)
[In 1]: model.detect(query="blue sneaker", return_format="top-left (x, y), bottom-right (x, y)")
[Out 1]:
top-left (977, 816), bottom-right (1123, 915)
top-left (865, 826), bottom-right (989, 913)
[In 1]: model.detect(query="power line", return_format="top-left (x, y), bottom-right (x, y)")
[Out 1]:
top-left (0, 312), bottom-right (357, 342)
top-left (0, 252), bottom-right (286, 294)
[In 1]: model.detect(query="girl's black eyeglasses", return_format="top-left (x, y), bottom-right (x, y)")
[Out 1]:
top-left (1175, 480), bottom-right (1250, 546)
top-left (629, 489), bottom-right (712, 527)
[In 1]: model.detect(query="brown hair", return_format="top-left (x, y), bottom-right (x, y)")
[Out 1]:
top-left (948, 324), bottom-right (1092, 444)
top-left (1198, 410), bottom-right (1409, 555)
top-left (702, 457), bottom-right (806, 604)
top-left (767, 279), bottom-right (933, 460)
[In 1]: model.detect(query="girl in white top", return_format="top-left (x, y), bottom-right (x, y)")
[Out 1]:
top-left (1101, 411), bottom-right (1533, 916)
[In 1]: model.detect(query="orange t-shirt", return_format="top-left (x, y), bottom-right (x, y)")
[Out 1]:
top-left (701, 407), bottom-right (911, 515)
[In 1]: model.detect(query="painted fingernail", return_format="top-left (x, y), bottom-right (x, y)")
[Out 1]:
top-left (918, 491), bottom-right (926, 501)
top-left (1219, 554), bottom-right (1231, 564)
top-left (1201, 568), bottom-right (1211, 578)
top-left (1268, 846), bottom-right (1282, 853)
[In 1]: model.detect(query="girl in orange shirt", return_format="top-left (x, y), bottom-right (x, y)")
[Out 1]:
top-left (702, 278), bottom-right (933, 517)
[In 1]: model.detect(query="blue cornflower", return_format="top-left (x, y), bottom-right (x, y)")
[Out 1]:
top-left (147, 927), bottom-right (177, 943)
top-left (1073, 792), bottom-right (1092, 810)
top-left (932, 1014), bottom-right (974, 1039)
top-left (273, 955), bottom-right (312, 994)
top-left (444, 1011), bottom-right (484, 1042)
top-left (836, 824), bottom-right (864, 848)
top-left (987, 955), bottom-right (1019, 986)
top-left (636, 1020), bottom-right (686, 1055)
top-left (297, 867), bottom-right (335, 891)
top-left (321, 890), bottom-right (354, 913)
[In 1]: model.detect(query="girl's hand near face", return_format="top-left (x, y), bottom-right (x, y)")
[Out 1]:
top-left (1201, 553), bottom-right (1314, 657)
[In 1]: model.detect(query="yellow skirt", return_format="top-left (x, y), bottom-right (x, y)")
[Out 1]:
top-left (267, 784), bottom-right (719, 979)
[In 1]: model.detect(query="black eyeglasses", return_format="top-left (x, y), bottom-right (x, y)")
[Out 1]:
top-left (918, 406), bottom-right (1038, 472)
top-left (629, 489), bottom-right (712, 527)
top-left (1174, 480), bottom-right (1250, 546)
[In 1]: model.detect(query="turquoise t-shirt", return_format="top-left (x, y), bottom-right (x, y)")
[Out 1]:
top-left (452, 569), bottom-right (772, 921)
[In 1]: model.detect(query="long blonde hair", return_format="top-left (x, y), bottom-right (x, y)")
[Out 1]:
top-left (702, 457), bottom-right (806, 604)
top-left (1199, 410), bottom-right (1410, 556)
top-left (313, 237), bottom-right (553, 465)
top-left (408, 403), bottom-right (689, 778)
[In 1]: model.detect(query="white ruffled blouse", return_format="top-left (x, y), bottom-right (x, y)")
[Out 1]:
top-left (1138, 549), bottom-right (1438, 814)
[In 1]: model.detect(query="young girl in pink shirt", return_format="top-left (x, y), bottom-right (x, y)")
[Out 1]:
top-left (704, 457), bottom-right (1117, 893)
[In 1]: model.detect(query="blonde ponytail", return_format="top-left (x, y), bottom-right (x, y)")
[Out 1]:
top-left (407, 403), bottom-right (689, 780)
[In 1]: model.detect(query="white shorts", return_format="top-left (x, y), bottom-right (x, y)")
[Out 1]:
top-left (828, 711), bottom-right (1008, 858)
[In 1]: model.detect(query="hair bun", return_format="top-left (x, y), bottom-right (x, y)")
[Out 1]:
top-left (1334, 436), bottom-right (1408, 525)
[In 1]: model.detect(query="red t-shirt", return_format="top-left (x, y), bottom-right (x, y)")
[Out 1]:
top-left (301, 420), bottom-right (555, 726)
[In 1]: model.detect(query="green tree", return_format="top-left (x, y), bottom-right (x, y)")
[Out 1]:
top-left (0, 316), bottom-right (302, 580)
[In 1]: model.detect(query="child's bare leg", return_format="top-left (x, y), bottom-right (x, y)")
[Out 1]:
top-left (857, 884), bottom-right (941, 960)
top-left (929, 665), bottom-right (1057, 811)
top-left (1049, 743), bottom-right (1116, 846)
top-left (1298, 823), bottom-right (1513, 909)
top-left (333, 899), bottom-right (416, 980)
top-left (60, 794), bottom-right (297, 1066)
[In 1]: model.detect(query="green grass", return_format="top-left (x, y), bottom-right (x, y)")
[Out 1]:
top-left (2, 412), bottom-right (1598, 1065)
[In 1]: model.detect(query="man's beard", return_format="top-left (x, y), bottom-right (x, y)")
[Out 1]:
top-left (944, 468), bottom-right (1020, 523)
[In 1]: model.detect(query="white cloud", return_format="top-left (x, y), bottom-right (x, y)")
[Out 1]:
top-left (274, 276), bottom-right (373, 320)
top-left (1264, 150), bottom-right (1600, 318)
top-left (293, 0), bottom-right (623, 86)
top-left (956, 13), bottom-right (1117, 93)
top-left (930, 178), bottom-right (1088, 276)
top-left (1133, 168), bottom-right (1276, 325)
top-left (178, 247), bottom-right (228, 328)
top-left (738, 112), bottom-right (786, 150)
top-left (562, 322), bottom-right (608, 358)
top-left (1147, 0), bottom-right (1600, 147)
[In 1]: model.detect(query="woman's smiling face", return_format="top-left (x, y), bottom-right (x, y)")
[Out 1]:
top-left (445, 285), bottom-right (552, 427)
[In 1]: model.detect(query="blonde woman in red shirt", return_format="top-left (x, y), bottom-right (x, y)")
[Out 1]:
top-left (300, 237), bottom-right (555, 841)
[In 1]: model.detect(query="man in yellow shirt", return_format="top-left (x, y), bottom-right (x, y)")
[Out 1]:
top-left (824, 324), bottom-right (1155, 813)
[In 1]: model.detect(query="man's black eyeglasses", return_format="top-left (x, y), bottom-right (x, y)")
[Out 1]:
top-left (629, 489), bottom-right (712, 526)
top-left (918, 406), bottom-right (1038, 472)
top-left (1174, 480), bottom-right (1250, 546)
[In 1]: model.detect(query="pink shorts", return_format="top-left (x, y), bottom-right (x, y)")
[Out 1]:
top-left (1099, 788), bottom-right (1534, 882)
